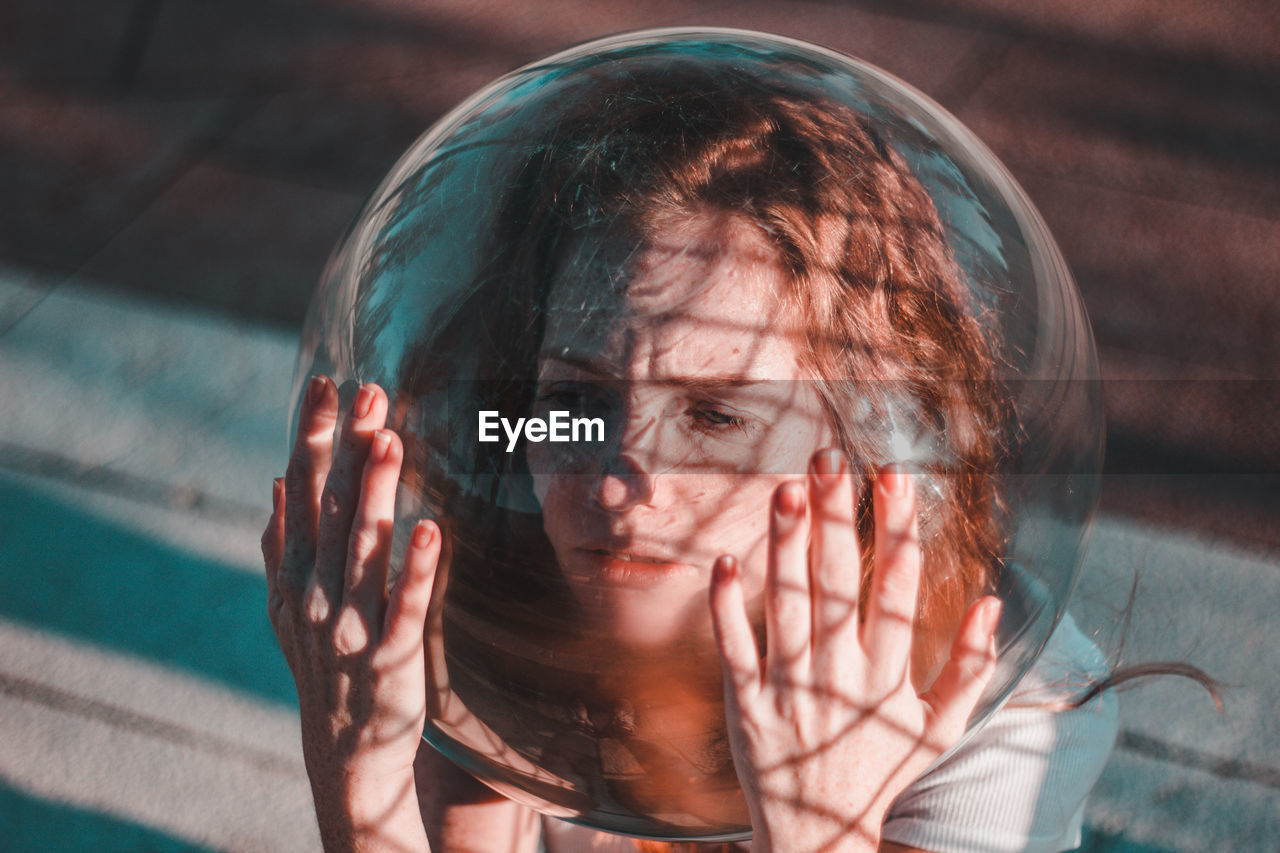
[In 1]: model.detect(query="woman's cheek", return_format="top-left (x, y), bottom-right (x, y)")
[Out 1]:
top-left (686, 477), bottom-right (775, 581)
top-left (531, 475), bottom-right (580, 554)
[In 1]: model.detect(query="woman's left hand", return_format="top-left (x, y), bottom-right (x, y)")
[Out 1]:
top-left (709, 450), bottom-right (1002, 853)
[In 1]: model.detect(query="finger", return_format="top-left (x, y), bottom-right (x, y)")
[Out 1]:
top-left (709, 555), bottom-right (762, 702)
top-left (262, 478), bottom-right (286, 626)
top-left (808, 449), bottom-right (861, 660)
top-left (385, 520), bottom-right (441, 653)
top-left (280, 375), bottom-right (338, 597)
top-left (765, 480), bottom-right (811, 683)
top-left (311, 383), bottom-right (389, 622)
top-left (863, 465), bottom-right (921, 677)
top-left (396, 521), bottom-right (453, 720)
top-left (921, 596), bottom-right (1001, 740)
top-left (340, 428), bottom-right (403, 636)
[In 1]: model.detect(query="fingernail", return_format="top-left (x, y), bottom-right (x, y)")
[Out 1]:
top-left (811, 448), bottom-right (844, 486)
top-left (713, 555), bottom-right (738, 583)
top-left (412, 521), bottom-right (435, 550)
top-left (306, 375), bottom-right (326, 406)
top-left (272, 477), bottom-right (283, 512)
top-left (371, 429), bottom-right (391, 462)
top-left (882, 464), bottom-right (910, 497)
top-left (353, 384), bottom-right (374, 419)
top-left (775, 481), bottom-right (805, 517)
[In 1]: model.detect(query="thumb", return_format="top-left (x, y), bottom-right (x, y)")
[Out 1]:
top-left (921, 596), bottom-right (1001, 741)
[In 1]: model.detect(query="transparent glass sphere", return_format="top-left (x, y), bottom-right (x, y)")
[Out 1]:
top-left (292, 28), bottom-right (1103, 841)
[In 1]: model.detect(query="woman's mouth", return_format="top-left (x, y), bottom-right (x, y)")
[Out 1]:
top-left (591, 549), bottom-right (671, 564)
top-left (575, 548), bottom-right (702, 588)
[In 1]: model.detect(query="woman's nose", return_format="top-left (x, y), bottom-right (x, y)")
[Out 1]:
top-left (593, 409), bottom-right (661, 511)
top-left (593, 452), bottom-right (657, 510)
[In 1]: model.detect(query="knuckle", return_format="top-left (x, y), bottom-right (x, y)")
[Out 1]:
top-left (319, 483), bottom-right (346, 521)
top-left (339, 421), bottom-right (365, 454)
top-left (956, 653), bottom-right (988, 683)
top-left (877, 563), bottom-right (918, 601)
top-left (886, 525), bottom-right (920, 554)
top-left (347, 526), bottom-right (381, 567)
top-left (876, 583), bottom-right (911, 613)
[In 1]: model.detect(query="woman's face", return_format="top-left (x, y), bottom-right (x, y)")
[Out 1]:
top-left (527, 211), bottom-right (836, 650)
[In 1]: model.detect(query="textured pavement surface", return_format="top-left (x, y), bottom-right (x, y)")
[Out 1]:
top-left (1, 1), bottom-right (1277, 850)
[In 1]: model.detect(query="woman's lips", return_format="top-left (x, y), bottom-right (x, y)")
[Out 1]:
top-left (574, 548), bottom-right (702, 588)
top-left (589, 548), bottom-right (673, 564)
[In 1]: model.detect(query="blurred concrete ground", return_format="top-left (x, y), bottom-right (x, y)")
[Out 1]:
top-left (0, 0), bottom-right (1276, 850)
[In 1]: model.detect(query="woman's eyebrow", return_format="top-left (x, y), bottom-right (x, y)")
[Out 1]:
top-left (667, 375), bottom-right (770, 392)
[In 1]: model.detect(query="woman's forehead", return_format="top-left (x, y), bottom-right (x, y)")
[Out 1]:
top-left (541, 213), bottom-right (810, 381)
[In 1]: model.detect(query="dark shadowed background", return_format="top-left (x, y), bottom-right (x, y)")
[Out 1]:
top-left (0, 1), bottom-right (1276, 850)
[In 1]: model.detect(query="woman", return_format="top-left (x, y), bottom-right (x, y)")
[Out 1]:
top-left (262, 61), bottom-right (1117, 852)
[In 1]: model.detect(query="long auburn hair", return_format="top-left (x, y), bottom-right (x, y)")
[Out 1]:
top-left (487, 62), bottom-right (1006, 675)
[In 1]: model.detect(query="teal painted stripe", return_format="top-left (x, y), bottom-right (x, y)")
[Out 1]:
top-left (0, 473), bottom-right (296, 708)
top-left (1081, 826), bottom-right (1180, 853)
top-left (0, 780), bottom-right (217, 853)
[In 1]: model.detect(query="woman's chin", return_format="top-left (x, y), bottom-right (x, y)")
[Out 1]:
top-left (565, 584), bottom-right (712, 653)
top-left (593, 601), bottom-right (705, 651)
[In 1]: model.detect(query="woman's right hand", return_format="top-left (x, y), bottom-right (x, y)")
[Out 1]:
top-left (262, 375), bottom-right (440, 851)
top-left (709, 456), bottom-right (1000, 853)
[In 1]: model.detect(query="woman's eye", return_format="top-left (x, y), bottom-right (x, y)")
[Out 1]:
top-left (688, 406), bottom-right (749, 433)
top-left (540, 390), bottom-right (581, 407)
top-left (538, 391), bottom-right (584, 411)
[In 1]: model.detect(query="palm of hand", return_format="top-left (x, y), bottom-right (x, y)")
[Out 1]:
top-left (710, 455), bottom-right (1001, 853)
